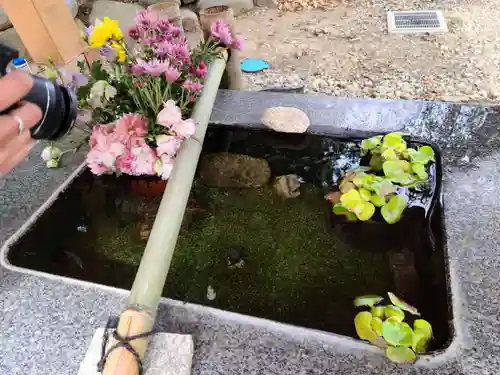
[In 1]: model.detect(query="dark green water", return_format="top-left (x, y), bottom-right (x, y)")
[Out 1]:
top-left (8, 128), bottom-right (451, 344)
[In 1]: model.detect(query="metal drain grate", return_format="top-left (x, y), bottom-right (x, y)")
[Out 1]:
top-left (387, 10), bottom-right (448, 34)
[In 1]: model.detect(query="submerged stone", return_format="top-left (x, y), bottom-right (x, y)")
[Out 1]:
top-left (199, 153), bottom-right (271, 188)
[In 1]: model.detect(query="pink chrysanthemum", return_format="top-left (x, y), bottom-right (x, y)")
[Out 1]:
top-left (210, 19), bottom-right (233, 46)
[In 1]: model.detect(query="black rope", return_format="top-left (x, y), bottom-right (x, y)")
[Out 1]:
top-left (97, 317), bottom-right (156, 375)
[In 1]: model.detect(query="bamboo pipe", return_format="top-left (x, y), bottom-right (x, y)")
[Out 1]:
top-left (102, 51), bottom-right (227, 375)
top-left (199, 6), bottom-right (243, 90)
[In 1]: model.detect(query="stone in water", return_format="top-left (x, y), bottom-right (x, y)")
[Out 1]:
top-left (261, 107), bottom-right (310, 133)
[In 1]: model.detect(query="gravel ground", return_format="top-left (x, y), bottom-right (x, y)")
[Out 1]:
top-left (236, 1), bottom-right (500, 103)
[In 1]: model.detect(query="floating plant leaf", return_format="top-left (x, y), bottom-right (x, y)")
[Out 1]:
top-left (340, 180), bottom-right (356, 193)
top-left (353, 201), bottom-right (376, 221)
top-left (340, 189), bottom-right (362, 210)
top-left (353, 173), bottom-right (366, 188)
top-left (371, 317), bottom-right (384, 336)
top-left (370, 154), bottom-right (383, 171)
top-left (372, 179), bottom-right (397, 197)
top-left (370, 194), bottom-right (386, 207)
top-left (407, 146), bottom-right (435, 165)
top-left (412, 319), bottom-right (432, 352)
top-left (411, 163), bottom-right (428, 180)
top-left (371, 305), bottom-right (385, 318)
top-left (383, 160), bottom-right (411, 178)
top-left (385, 346), bottom-right (416, 364)
top-left (413, 319), bottom-right (432, 338)
top-left (382, 133), bottom-right (407, 153)
top-left (347, 166), bottom-right (372, 173)
top-left (382, 318), bottom-right (413, 346)
top-left (382, 148), bottom-right (399, 161)
top-left (361, 136), bottom-right (383, 153)
top-left (381, 195), bottom-right (407, 224)
top-left (354, 295), bottom-right (384, 307)
top-left (388, 292), bottom-right (421, 316)
top-left (333, 203), bottom-right (358, 221)
top-left (384, 305), bottom-right (405, 321)
top-left (354, 311), bottom-right (377, 342)
top-left (324, 191), bottom-right (341, 203)
top-left (359, 188), bottom-right (372, 201)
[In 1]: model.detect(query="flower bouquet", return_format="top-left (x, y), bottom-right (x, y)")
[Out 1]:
top-left (42, 10), bottom-right (241, 182)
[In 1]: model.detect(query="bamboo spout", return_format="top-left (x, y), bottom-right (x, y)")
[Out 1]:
top-left (102, 51), bottom-right (227, 375)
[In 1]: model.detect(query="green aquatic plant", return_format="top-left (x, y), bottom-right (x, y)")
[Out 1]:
top-left (353, 292), bottom-right (433, 364)
top-left (328, 133), bottom-right (435, 224)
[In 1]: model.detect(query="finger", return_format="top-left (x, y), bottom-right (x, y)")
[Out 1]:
top-left (0, 71), bottom-right (34, 112)
top-left (0, 102), bottom-right (42, 148)
top-left (0, 139), bottom-right (34, 176)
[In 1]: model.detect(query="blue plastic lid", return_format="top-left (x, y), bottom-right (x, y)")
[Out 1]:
top-left (12, 57), bottom-right (27, 67)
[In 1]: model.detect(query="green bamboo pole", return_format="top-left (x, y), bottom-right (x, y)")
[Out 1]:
top-left (102, 52), bottom-right (227, 375)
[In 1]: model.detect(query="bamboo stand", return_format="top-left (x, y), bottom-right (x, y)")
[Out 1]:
top-left (101, 52), bottom-right (227, 375)
top-left (199, 6), bottom-right (244, 90)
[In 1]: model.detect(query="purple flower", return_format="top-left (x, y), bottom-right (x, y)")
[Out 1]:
top-left (164, 64), bottom-right (181, 83)
top-left (100, 45), bottom-right (116, 62)
top-left (85, 25), bottom-right (94, 41)
top-left (182, 79), bottom-right (203, 92)
top-left (62, 72), bottom-right (89, 94)
top-left (210, 19), bottom-right (233, 46)
top-left (135, 9), bottom-right (155, 32)
top-left (132, 59), bottom-right (181, 78)
top-left (155, 19), bottom-right (172, 34)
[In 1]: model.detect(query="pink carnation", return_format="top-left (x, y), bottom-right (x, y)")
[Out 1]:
top-left (171, 119), bottom-right (196, 138)
top-left (156, 134), bottom-right (183, 156)
top-left (156, 100), bottom-right (182, 127)
top-left (155, 154), bottom-right (175, 180)
top-left (114, 114), bottom-right (148, 145)
top-left (87, 124), bottom-right (127, 175)
top-left (129, 142), bottom-right (158, 176)
top-left (182, 79), bottom-right (203, 92)
top-left (210, 19), bottom-right (233, 46)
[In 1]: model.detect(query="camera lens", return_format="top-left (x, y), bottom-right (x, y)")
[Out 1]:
top-left (25, 76), bottom-right (78, 140)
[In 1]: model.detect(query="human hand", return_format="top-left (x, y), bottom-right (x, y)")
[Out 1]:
top-left (0, 71), bottom-right (42, 176)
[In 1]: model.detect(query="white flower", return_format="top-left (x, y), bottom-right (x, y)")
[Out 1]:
top-left (155, 154), bottom-right (174, 180)
top-left (89, 80), bottom-right (117, 109)
top-left (41, 145), bottom-right (62, 161)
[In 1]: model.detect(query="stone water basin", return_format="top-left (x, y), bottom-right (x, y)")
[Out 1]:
top-left (4, 126), bottom-right (454, 354)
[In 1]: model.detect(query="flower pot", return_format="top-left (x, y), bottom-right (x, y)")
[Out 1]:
top-left (199, 6), bottom-right (243, 90)
top-left (148, 1), bottom-right (182, 26)
top-left (130, 179), bottom-right (168, 197)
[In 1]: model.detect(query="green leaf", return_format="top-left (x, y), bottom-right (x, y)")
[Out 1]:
top-left (384, 305), bottom-right (405, 321)
top-left (413, 319), bottom-right (432, 352)
top-left (407, 146), bottom-right (435, 165)
top-left (353, 201), bottom-right (376, 221)
top-left (414, 319), bottom-right (432, 339)
top-left (388, 292), bottom-right (420, 316)
top-left (383, 133), bottom-right (404, 147)
top-left (381, 195), bottom-right (407, 224)
top-left (382, 318), bottom-right (413, 347)
top-left (359, 188), bottom-right (372, 201)
top-left (340, 189), bottom-right (362, 210)
top-left (354, 311), bottom-right (377, 342)
top-left (352, 173), bottom-right (366, 188)
top-left (383, 160), bottom-right (411, 177)
top-left (361, 136), bottom-right (382, 152)
top-left (372, 179), bottom-right (397, 197)
top-left (370, 194), bottom-right (386, 207)
top-left (340, 180), bottom-right (356, 193)
top-left (382, 148), bottom-right (399, 161)
top-left (371, 317), bottom-right (384, 336)
top-left (354, 295), bottom-right (384, 307)
top-left (411, 163), bottom-right (428, 180)
top-left (333, 203), bottom-right (358, 221)
top-left (385, 346), bottom-right (416, 364)
top-left (370, 154), bottom-right (383, 171)
top-left (371, 306), bottom-right (385, 318)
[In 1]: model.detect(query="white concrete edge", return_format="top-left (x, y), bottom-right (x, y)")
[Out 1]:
top-left (0, 158), bottom-right (466, 369)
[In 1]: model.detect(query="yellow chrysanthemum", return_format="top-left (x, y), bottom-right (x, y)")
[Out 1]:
top-left (89, 17), bottom-right (123, 49)
top-left (111, 42), bottom-right (127, 63)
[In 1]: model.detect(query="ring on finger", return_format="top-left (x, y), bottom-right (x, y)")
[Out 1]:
top-left (12, 115), bottom-right (24, 135)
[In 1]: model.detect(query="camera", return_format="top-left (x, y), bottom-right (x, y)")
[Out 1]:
top-left (0, 43), bottom-right (78, 140)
